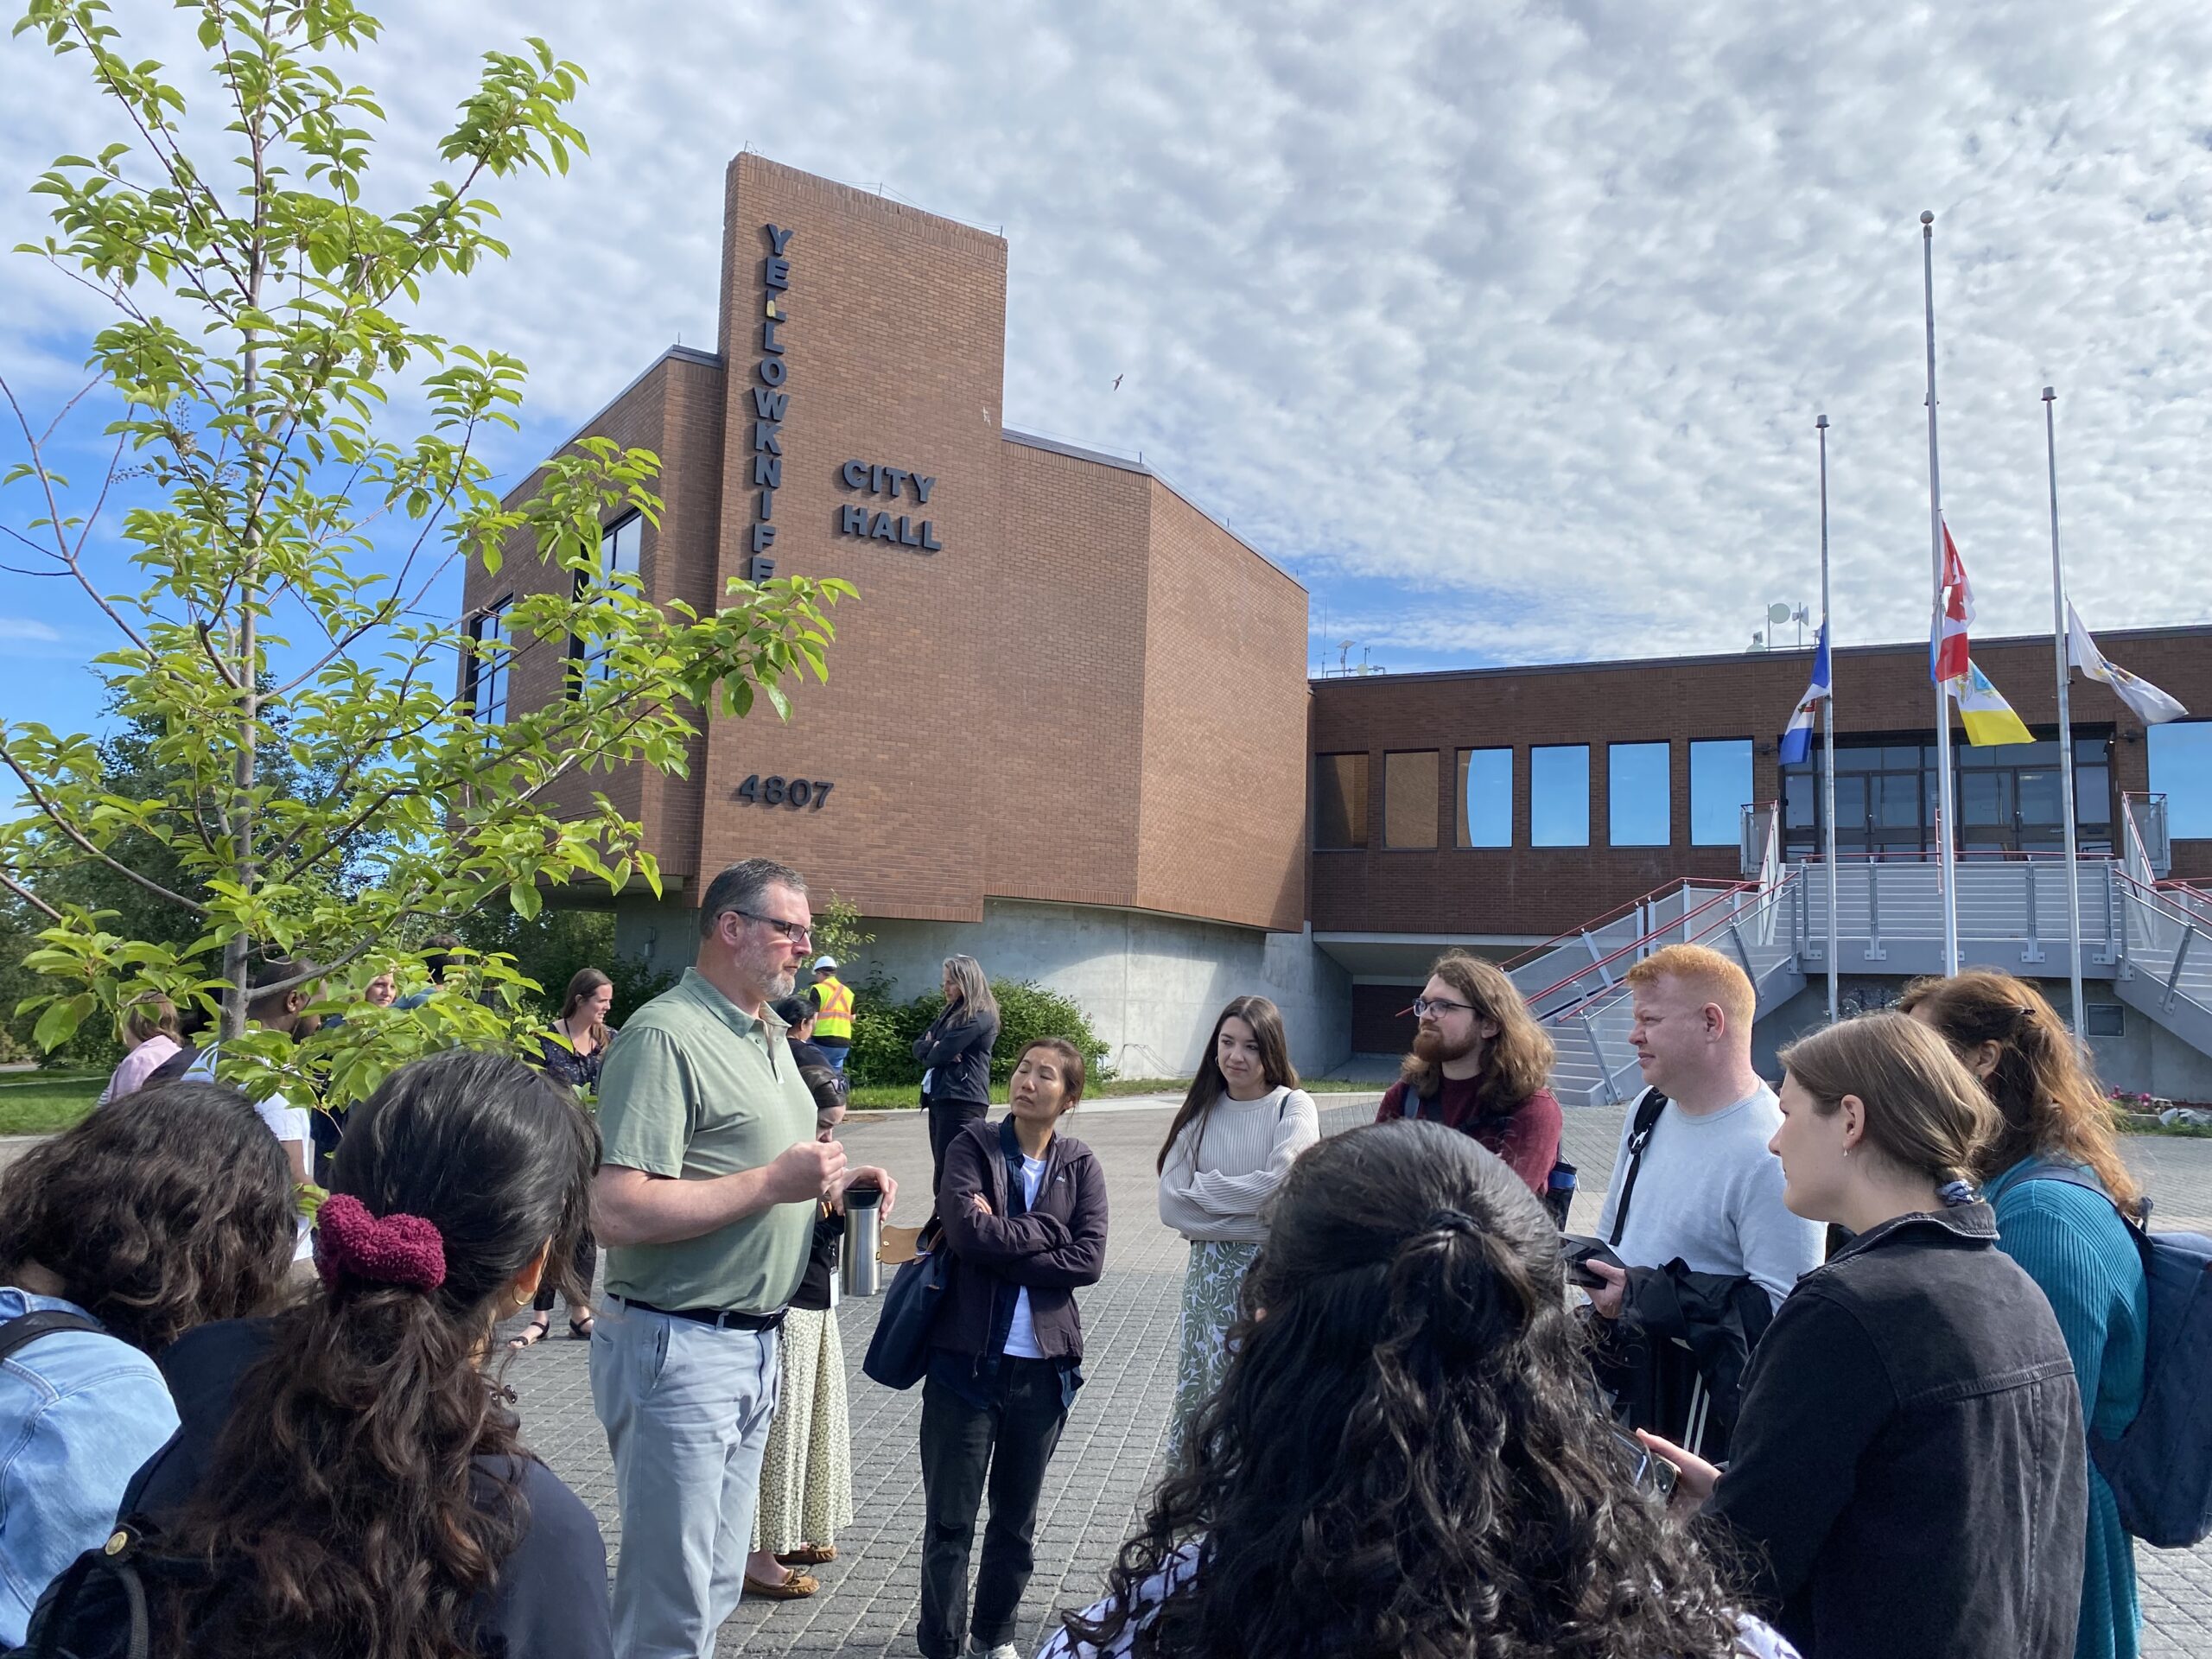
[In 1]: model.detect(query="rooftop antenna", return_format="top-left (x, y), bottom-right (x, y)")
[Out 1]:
top-left (1338, 639), bottom-right (1354, 677)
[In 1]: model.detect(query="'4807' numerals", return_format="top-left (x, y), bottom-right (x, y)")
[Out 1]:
top-left (734, 774), bottom-right (833, 810)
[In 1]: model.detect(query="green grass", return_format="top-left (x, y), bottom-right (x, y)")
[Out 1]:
top-left (842, 1075), bottom-right (1377, 1110)
top-left (0, 1071), bottom-right (104, 1136)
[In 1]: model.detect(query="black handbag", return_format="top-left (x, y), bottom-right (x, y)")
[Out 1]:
top-left (861, 1239), bottom-right (952, 1390)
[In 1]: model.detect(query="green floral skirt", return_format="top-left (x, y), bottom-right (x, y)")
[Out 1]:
top-left (1166, 1237), bottom-right (1261, 1465)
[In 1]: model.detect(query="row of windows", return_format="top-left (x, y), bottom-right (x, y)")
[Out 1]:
top-left (461, 513), bottom-right (643, 724)
top-left (2153, 721), bottom-right (2212, 840)
top-left (1316, 740), bottom-right (1754, 852)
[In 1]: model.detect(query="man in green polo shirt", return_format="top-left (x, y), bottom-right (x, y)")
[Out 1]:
top-left (589, 856), bottom-right (897, 1659)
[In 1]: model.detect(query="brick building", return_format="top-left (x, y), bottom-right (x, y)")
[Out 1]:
top-left (467, 154), bottom-right (2212, 1084)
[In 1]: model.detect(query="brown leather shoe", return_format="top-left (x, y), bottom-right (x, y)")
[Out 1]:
top-left (742, 1567), bottom-right (819, 1601)
top-left (777, 1543), bottom-right (838, 1566)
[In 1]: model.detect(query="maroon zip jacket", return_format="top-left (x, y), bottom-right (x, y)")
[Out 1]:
top-left (1375, 1080), bottom-right (1563, 1198)
top-left (931, 1116), bottom-right (1109, 1363)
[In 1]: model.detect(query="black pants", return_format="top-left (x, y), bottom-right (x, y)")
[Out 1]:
top-left (918, 1359), bottom-right (1068, 1658)
top-left (532, 1230), bottom-right (598, 1317)
top-left (927, 1096), bottom-right (989, 1212)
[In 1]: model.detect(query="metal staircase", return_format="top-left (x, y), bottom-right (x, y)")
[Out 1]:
top-left (1515, 793), bottom-right (2212, 1108)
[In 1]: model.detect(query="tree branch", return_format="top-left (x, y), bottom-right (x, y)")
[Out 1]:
top-left (0, 746), bottom-right (207, 914)
top-left (0, 867), bottom-right (65, 923)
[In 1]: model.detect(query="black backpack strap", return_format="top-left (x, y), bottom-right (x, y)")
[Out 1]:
top-left (1606, 1089), bottom-right (1671, 1249)
top-left (0, 1308), bottom-right (105, 1365)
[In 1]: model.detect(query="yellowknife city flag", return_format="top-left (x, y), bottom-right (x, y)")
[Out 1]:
top-left (1948, 660), bottom-right (2036, 747)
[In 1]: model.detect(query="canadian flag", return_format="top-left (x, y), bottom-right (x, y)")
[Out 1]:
top-left (1931, 521), bottom-right (1973, 684)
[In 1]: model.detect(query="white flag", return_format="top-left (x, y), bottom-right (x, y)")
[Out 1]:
top-left (2067, 604), bottom-right (2189, 725)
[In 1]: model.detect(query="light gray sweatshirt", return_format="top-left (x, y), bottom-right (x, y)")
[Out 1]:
top-left (1157, 1085), bottom-right (1321, 1243)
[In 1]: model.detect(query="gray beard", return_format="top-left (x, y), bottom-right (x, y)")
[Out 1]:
top-left (766, 966), bottom-right (798, 1001)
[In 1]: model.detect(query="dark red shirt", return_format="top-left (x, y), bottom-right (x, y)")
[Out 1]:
top-left (1376, 1078), bottom-right (1564, 1198)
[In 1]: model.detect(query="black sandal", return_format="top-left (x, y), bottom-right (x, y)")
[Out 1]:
top-left (507, 1315), bottom-right (551, 1350)
top-left (568, 1313), bottom-right (594, 1340)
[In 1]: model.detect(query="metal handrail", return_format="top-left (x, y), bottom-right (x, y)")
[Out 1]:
top-left (1541, 871), bottom-right (1802, 1027)
top-left (1497, 876), bottom-right (1750, 973)
top-left (1522, 881), bottom-right (1764, 1008)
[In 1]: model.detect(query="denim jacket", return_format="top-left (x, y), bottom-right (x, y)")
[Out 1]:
top-left (0, 1287), bottom-right (179, 1645)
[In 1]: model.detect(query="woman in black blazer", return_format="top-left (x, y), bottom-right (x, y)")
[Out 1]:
top-left (916, 954), bottom-right (1000, 1205)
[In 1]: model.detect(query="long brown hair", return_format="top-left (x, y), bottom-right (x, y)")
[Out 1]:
top-left (0, 1081), bottom-right (292, 1352)
top-left (1399, 951), bottom-right (1554, 1113)
top-left (558, 966), bottom-right (614, 1048)
top-left (1157, 996), bottom-right (1300, 1173)
top-left (1072, 1121), bottom-right (1750, 1658)
top-left (1777, 1012), bottom-right (1999, 1188)
top-left (159, 1051), bottom-right (601, 1659)
top-left (1897, 970), bottom-right (2142, 1213)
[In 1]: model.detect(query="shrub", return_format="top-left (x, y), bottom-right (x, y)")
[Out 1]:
top-left (845, 976), bottom-right (1109, 1089)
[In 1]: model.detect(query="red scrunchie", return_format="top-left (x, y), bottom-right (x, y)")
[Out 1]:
top-left (315, 1192), bottom-right (447, 1292)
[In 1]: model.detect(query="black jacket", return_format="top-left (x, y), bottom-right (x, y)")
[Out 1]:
top-left (914, 1006), bottom-right (998, 1105)
top-left (1592, 1259), bottom-right (1773, 1459)
top-left (1704, 1202), bottom-right (2087, 1659)
top-left (932, 1117), bottom-right (1108, 1365)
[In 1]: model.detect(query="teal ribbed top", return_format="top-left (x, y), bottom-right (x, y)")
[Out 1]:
top-left (1986, 1156), bottom-right (2150, 1659)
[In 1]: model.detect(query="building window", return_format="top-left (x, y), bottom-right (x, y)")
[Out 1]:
top-left (2150, 720), bottom-right (2212, 839)
top-left (1457, 747), bottom-right (1512, 848)
top-left (2084, 1003), bottom-right (2125, 1038)
top-left (1690, 739), bottom-right (1752, 848)
top-left (1383, 751), bottom-right (1440, 849)
top-left (1314, 753), bottom-right (1370, 850)
top-left (572, 511), bottom-right (644, 687)
top-left (1609, 741), bottom-right (1672, 847)
top-left (1530, 745), bottom-right (1590, 848)
top-left (463, 596), bottom-right (513, 725)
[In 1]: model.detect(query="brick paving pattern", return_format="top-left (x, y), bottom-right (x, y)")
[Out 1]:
top-left (499, 1097), bottom-right (2212, 1657)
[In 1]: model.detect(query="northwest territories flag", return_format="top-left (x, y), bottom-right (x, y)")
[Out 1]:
top-left (1778, 620), bottom-right (1832, 766)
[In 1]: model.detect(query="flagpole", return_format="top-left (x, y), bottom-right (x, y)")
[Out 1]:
top-left (1923, 210), bottom-right (1961, 974)
top-left (2044, 385), bottom-right (2087, 1039)
top-left (1817, 412), bottom-right (1839, 1022)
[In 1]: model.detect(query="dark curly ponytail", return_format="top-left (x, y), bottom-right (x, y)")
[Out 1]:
top-left (1067, 1119), bottom-right (1748, 1659)
top-left (157, 1050), bottom-right (600, 1659)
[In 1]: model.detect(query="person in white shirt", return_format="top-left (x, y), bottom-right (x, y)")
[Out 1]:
top-left (189, 955), bottom-right (323, 1263)
top-left (1580, 944), bottom-right (1823, 1456)
top-left (1154, 995), bottom-right (1317, 1460)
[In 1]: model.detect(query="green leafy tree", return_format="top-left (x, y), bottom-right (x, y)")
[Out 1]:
top-left (0, 0), bottom-right (849, 1106)
top-left (810, 893), bottom-right (873, 973)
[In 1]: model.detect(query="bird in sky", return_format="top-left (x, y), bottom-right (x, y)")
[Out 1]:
top-left (1112, 373), bottom-right (1122, 390)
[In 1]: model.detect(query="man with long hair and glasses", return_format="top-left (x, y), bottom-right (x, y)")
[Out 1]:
top-left (588, 858), bottom-right (899, 1659)
top-left (1374, 951), bottom-right (1562, 1198)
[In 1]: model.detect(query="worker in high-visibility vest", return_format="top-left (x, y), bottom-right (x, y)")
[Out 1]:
top-left (810, 957), bottom-right (854, 1071)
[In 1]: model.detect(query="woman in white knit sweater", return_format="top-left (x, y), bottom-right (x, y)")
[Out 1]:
top-left (1155, 995), bottom-right (1319, 1460)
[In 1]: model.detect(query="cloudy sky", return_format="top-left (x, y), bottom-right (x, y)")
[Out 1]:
top-left (5, 0), bottom-right (2212, 737)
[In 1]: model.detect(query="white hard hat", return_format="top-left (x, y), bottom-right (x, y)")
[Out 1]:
top-left (812, 956), bottom-right (839, 971)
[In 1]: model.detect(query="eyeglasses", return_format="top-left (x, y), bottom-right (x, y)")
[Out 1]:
top-left (1409, 996), bottom-right (1478, 1020)
top-left (729, 909), bottom-right (813, 944)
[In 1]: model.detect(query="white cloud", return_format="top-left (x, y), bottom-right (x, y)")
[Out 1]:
top-left (0, 617), bottom-right (60, 643)
top-left (6, 0), bottom-right (2212, 677)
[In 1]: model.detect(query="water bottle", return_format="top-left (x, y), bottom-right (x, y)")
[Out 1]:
top-left (1544, 1160), bottom-right (1578, 1230)
top-left (842, 1182), bottom-right (884, 1296)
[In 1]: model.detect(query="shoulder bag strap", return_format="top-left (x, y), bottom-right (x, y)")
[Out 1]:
top-left (1606, 1089), bottom-right (1671, 1249)
top-left (0, 1308), bottom-right (105, 1365)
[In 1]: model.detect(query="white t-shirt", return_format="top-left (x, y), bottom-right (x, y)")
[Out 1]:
top-left (1001, 1152), bottom-right (1050, 1359)
top-left (1592, 1084), bottom-right (1824, 1310)
top-left (1035, 1543), bottom-right (1803, 1657)
top-left (190, 1045), bottom-right (315, 1261)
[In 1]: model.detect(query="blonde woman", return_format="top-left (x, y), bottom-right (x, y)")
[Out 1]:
top-left (1644, 1014), bottom-right (2089, 1659)
top-left (1156, 995), bottom-right (1317, 1461)
top-left (916, 955), bottom-right (1000, 1206)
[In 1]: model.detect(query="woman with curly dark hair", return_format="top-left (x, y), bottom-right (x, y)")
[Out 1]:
top-left (0, 1079), bottom-right (293, 1645)
top-left (1049, 1118), bottom-right (1794, 1659)
top-left (33, 1048), bottom-right (612, 1659)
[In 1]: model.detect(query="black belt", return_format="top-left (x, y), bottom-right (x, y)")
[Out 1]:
top-left (616, 1295), bottom-right (786, 1332)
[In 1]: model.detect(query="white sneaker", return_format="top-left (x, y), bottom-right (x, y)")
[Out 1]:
top-left (965, 1644), bottom-right (1020, 1659)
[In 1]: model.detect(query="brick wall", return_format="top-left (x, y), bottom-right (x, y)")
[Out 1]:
top-left (1135, 481), bottom-right (1308, 931)
top-left (1311, 626), bottom-right (2212, 937)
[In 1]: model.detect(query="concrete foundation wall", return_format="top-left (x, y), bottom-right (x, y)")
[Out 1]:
top-left (614, 893), bottom-right (1352, 1078)
top-left (1752, 976), bottom-right (2212, 1103)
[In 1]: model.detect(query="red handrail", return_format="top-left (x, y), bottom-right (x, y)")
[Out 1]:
top-left (1522, 879), bottom-right (1770, 1009)
top-left (1535, 871), bottom-right (1802, 1026)
top-left (1497, 876), bottom-right (1750, 973)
